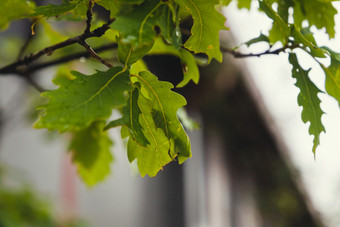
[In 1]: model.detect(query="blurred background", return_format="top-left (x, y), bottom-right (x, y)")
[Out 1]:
top-left (0, 1), bottom-right (339, 226)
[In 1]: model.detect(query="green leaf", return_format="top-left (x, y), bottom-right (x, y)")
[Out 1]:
top-left (177, 49), bottom-right (199, 88)
top-left (238, 0), bottom-right (252, 9)
top-left (174, 0), bottom-right (227, 62)
top-left (259, 0), bottom-right (290, 44)
top-left (320, 47), bottom-right (340, 107)
top-left (290, 26), bottom-right (326, 58)
top-left (244, 33), bottom-right (270, 47)
top-left (34, 67), bottom-right (131, 132)
top-left (133, 71), bottom-right (191, 161)
top-left (0, 0), bottom-right (35, 29)
top-left (117, 36), bottom-right (154, 67)
top-left (289, 53), bottom-right (325, 154)
top-left (293, 0), bottom-right (337, 39)
top-left (69, 121), bottom-right (113, 186)
top-left (32, 0), bottom-right (85, 17)
top-left (105, 89), bottom-right (149, 147)
top-left (148, 38), bottom-right (200, 87)
top-left (111, 0), bottom-right (164, 46)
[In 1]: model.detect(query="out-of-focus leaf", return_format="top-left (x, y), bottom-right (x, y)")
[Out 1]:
top-left (69, 121), bottom-right (113, 186)
top-left (0, 0), bottom-right (35, 29)
top-left (238, 0), bottom-right (252, 9)
top-left (289, 53), bottom-right (325, 154)
top-left (34, 67), bottom-right (131, 132)
top-left (244, 33), bottom-right (270, 47)
top-left (174, 0), bottom-right (227, 62)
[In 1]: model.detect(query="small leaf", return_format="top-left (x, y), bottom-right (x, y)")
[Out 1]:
top-left (244, 33), bottom-right (270, 47)
top-left (69, 121), bottom-right (113, 186)
top-left (177, 49), bottom-right (199, 88)
top-left (34, 67), bottom-right (131, 132)
top-left (174, 0), bottom-right (227, 62)
top-left (289, 53), bottom-right (325, 154)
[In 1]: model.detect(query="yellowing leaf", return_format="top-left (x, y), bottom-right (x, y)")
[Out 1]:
top-left (174, 0), bottom-right (227, 62)
top-left (69, 121), bottom-right (113, 186)
top-left (34, 67), bottom-right (132, 132)
top-left (289, 53), bottom-right (325, 154)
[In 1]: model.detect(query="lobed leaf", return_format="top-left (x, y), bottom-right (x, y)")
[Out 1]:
top-left (174, 0), bottom-right (227, 62)
top-left (34, 67), bottom-right (132, 132)
top-left (289, 53), bottom-right (325, 154)
top-left (69, 121), bottom-right (113, 186)
top-left (133, 71), bottom-right (191, 161)
top-left (293, 0), bottom-right (337, 39)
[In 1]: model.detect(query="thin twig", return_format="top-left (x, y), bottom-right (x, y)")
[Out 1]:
top-left (79, 40), bottom-right (113, 68)
top-left (84, 0), bottom-right (94, 35)
top-left (220, 43), bottom-right (300, 58)
top-left (27, 43), bottom-right (117, 73)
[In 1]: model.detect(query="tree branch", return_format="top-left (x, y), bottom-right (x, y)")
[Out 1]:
top-left (220, 43), bottom-right (300, 58)
top-left (0, 18), bottom-right (114, 76)
top-left (84, 0), bottom-right (94, 35)
top-left (79, 40), bottom-right (113, 68)
top-left (27, 43), bottom-right (117, 73)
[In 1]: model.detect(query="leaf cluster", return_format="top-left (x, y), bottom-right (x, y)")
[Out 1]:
top-left (0, 0), bottom-right (339, 186)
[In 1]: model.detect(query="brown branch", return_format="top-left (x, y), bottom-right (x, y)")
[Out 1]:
top-left (0, 18), bottom-right (114, 76)
top-left (221, 43), bottom-right (300, 58)
top-left (27, 43), bottom-right (117, 73)
top-left (84, 0), bottom-right (94, 35)
top-left (79, 40), bottom-right (113, 68)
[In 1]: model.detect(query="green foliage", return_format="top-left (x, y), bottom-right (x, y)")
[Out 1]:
top-left (289, 53), bottom-right (325, 153)
top-left (34, 67), bottom-right (131, 132)
top-left (174, 0), bottom-right (227, 62)
top-left (69, 121), bottom-right (113, 186)
top-left (0, 0), bottom-right (339, 184)
top-left (32, 0), bottom-right (87, 18)
top-left (0, 0), bottom-right (35, 29)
